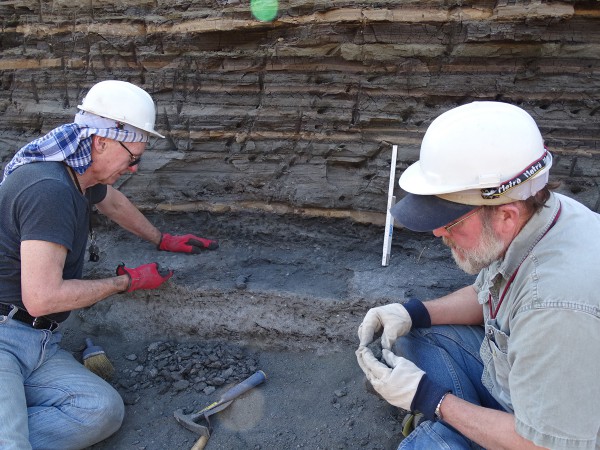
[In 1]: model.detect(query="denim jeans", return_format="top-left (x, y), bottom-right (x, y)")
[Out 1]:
top-left (0, 315), bottom-right (124, 450)
top-left (395, 325), bottom-right (504, 450)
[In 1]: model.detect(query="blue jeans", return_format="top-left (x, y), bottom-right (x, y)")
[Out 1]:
top-left (0, 315), bottom-right (124, 450)
top-left (395, 325), bottom-right (504, 450)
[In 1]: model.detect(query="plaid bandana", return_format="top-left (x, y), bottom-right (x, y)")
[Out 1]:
top-left (1, 111), bottom-right (148, 184)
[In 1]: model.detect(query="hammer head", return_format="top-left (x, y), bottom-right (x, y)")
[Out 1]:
top-left (174, 409), bottom-right (211, 437)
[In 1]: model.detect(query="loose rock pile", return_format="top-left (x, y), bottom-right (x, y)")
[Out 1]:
top-left (109, 340), bottom-right (260, 405)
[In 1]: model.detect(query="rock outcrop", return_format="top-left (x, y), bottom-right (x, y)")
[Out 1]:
top-left (1, 1), bottom-right (599, 217)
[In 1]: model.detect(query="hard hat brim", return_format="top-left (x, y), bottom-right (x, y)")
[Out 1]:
top-left (77, 105), bottom-right (165, 139)
top-left (390, 193), bottom-right (477, 232)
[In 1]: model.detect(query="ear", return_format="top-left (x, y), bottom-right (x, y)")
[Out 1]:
top-left (494, 204), bottom-right (522, 236)
top-left (92, 135), bottom-right (108, 153)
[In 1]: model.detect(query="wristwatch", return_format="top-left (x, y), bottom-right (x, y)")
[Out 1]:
top-left (435, 392), bottom-right (450, 421)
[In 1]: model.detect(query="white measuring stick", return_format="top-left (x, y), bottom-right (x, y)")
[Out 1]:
top-left (382, 145), bottom-right (398, 266)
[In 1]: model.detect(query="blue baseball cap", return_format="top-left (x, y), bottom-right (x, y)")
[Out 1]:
top-left (390, 194), bottom-right (477, 232)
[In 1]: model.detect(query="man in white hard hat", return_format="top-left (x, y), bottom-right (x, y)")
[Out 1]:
top-left (356, 102), bottom-right (600, 449)
top-left (0, 80), bottom-right (218, 449)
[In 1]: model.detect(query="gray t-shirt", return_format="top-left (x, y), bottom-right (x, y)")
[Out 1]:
top-left (0, 162), bottom-right (106, 322)
top-left (475, 193), bottom-right (600, 450)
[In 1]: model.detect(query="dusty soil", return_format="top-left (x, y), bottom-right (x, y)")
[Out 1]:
top-left (58, 209), bottom-right (474, 450)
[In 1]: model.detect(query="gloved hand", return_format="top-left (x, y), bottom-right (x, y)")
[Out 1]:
top-left (356, 346), bottom-right (424, 411)
top-left (357, 303), bottom-right (412, 349)
top-left (158, 233), bottom-right (219, 253)
top-left (116, 262), bottom-right (173, 292)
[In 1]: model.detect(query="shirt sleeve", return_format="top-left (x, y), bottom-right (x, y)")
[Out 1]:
top-left (18, 179), bottom-right (79, 252)
top-left (87, 184), bottom-right (107, 205)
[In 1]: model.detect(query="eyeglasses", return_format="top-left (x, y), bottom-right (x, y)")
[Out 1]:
top-left (444, 206), bottom-right (483, 233)
top-left (118, 142), bottom-right (142, 167)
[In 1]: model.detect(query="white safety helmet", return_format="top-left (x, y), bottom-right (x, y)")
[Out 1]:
top-left (78, 80), bottom-right (165, 138)
top-left (390, 101), bottom-right (552, 231)
top-left (400, 101), bottom-right (551, 205)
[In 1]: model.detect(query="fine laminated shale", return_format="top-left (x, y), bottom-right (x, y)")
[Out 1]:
top-left (1, 1), bottom-right (600, 216)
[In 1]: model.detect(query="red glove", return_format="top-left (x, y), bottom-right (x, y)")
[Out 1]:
top-left (158, 233), bottom-right (219, 253)
top-left (116, 262), bottom-right (173, 292)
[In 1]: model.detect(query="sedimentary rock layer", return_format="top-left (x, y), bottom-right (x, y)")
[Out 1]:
top-left (1, 1), bottom-right (599, 214)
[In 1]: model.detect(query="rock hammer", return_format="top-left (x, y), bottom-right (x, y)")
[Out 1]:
top-left (174, 370), bottom-right (267, 450)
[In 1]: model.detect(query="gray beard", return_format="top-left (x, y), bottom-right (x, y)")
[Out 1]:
top-left (443, 223), bottom-right (506, 275)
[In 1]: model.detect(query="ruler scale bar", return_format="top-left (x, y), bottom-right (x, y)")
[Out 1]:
top-left (382, 145), bottom-right (398, 266)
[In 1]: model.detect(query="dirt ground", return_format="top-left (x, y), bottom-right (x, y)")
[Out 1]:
top-left (58, 209), bottom-right (474, 450)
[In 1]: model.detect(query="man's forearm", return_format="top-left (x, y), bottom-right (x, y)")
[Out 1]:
top-left (424, 285), bottom-right (484, 325)
top-left (23, 276), bottom-right (130, 317)
top-left (21, 239), bottom-right (131, 316)
top-left (96, 186), bottom-right (162, 246)
top-left (440, 395), bottom-right (548, 450)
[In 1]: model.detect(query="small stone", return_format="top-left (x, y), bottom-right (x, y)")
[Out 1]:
top-left (209, 377), bottom-right (225, 386)
top-left (194, 382), bottom-right (207, 392)
top-left (147, 343), bottom-right (158, 353)
top-left (125, 354), bottom-right (138, 361)
top-left (203, 386), bottom-right (216, 395)
top-left (122, 393), bottom-right (140, 405)
top-left (235, 274), bottom-right (251, 290)
top-left (173, 380), bottom-right (190, 391)
top-left (334, 388), bottom-right (347, 398)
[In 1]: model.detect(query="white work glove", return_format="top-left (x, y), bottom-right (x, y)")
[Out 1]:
top-left (357, 303), bottom-right (412, 349)
top-left (356, 346), bottom-right (424, 411)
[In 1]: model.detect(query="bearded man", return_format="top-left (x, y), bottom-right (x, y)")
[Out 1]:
top-left (356, 101), bottom-right (600, 450)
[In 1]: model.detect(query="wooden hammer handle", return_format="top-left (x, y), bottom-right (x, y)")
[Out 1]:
top-left (190, 434), bottom-right (209, 450)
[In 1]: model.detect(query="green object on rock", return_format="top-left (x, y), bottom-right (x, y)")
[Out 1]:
top-left (250, 0), bottom-right (278, 22)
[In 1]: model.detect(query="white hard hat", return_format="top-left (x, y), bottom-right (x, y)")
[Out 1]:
top-left (77, 80), bottom-right (165, 138)
top-left (390, 101), bottom-right (552, 231)
top-left (400, 101), bottom-right (550, 205)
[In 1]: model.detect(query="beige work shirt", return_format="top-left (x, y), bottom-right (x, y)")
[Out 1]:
top-left (475, 193), bottom-right (600, 450)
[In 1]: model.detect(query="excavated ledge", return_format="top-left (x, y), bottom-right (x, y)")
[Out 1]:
top-left (74, 209), bottom-right (473, 351)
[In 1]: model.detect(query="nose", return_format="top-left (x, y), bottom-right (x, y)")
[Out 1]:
top-left (432, 226), bottom-right (449, 238)
top-left (128, 165), bottom-right (138, 173)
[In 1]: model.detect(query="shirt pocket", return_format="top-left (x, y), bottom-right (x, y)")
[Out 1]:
top-left (483, 319), bottom-right (513, 411)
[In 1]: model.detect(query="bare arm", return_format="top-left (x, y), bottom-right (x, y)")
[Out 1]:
top-left (424, 285), bottom-right (484, 326)
top-left (21, 240), bottom-right (129, 316)
top-left (439, 395), bottom-right (548, 450)
top-left (95, 185), bottom-right (162, 246)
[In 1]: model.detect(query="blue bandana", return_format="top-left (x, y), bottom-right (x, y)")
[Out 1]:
top-left (1, 111), bottom-right (148, 184)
